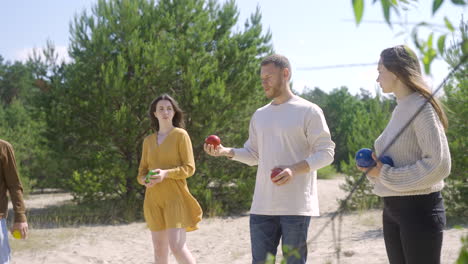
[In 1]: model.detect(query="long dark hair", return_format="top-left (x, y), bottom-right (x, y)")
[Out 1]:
top-left (148, 94), bottom-right (185, 131)
top-left (380, 45), bottom-right (448, 130)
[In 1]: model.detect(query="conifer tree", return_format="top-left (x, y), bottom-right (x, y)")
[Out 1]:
top-left (49, 0), bottom-right (272, 212)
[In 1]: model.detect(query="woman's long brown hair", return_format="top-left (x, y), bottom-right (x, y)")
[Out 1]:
top-left (380, 45), bottom-right (448, 130)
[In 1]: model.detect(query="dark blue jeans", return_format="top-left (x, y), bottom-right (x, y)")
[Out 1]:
top-left (383, 191), bottom-right (446, 264)
top-left (250, 214), bottom-right (311, 264)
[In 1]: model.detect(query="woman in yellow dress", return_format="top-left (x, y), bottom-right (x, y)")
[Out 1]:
top-left (137, 94), bottom-right (202, 264)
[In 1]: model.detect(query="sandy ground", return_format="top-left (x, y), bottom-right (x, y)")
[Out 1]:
top-left (9, 177), bottom-right (466, 264)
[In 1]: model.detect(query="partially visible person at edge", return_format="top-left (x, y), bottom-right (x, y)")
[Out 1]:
top-left (137, 94), bottom-right (202, 264)
top-left (204, 54), bottom-right (335, 264)
top-left (358, 45), bottom-right (451, 264)
top-left (0, 139), bottom-right (28, 264)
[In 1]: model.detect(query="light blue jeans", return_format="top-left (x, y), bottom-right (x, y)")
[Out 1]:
top-left (0, 219), bottom-right (10, 264)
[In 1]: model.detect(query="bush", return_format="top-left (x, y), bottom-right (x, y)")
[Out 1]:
top-left (188, 157), bottom-right (256, 217)
top-left (443, 178), bottom-right (468, 223)
top-left (317, 165), bottom-right (338, 179)
top-left (339, 159), bottom-right (382, 211)
top-left (456, 233), bottom-right (468, 264)
top-left (39, 0), bottom-right (272, 217)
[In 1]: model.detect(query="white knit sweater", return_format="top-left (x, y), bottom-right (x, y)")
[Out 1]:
top-left (371, 92), bottom-right (451, 197)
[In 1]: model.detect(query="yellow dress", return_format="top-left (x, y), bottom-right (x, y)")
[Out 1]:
top-left (137, 128), bottom-right (202, 232)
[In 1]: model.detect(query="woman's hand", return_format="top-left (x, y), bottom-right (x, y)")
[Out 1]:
top-left (357, 152), bottom-right (382, 178)
top-left (144, 169), bottom-right (168, 187)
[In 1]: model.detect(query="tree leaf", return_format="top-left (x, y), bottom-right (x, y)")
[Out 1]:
top-left (444, 16), bottom-right (455, 32)
top-left (450, 0), bottom-right (466, 5)
top-left (462, 39), bottom-right (468, 56)
top-left (414, 22), bottom-right (430, 32)
top-left (353, 0), bottom-right (365, 25)
top-left (437, 34), bottom-right (446, 54)
top-left (422, 54), bottom-right (432, 74)
top-left (411, 27), bottom-right (421, 49)
top-left (432, 0), bottom-right (444, 15)
top-left (421, 41), bottom-right (437, 74)
top-left (381, 0), bottom-right (392, 27)
top-left (428, 32), bottom-right (434, 48)
top-left (393, 30), bottom-right (406, 38)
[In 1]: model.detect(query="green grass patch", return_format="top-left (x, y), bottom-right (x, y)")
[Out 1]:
top-left (24, 198), bottom-right (144, 228)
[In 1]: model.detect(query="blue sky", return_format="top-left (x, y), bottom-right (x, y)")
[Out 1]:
top-left (1, 0), bottom-right (466, 95)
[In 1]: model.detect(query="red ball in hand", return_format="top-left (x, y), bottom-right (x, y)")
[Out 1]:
top-left (205, 135), bottom-right (221, 148)
top-left (270, 168), bottom-right (283, 182)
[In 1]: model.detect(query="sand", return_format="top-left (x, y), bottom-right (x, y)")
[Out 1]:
top-left (9, 177), bottom-right (466, 264)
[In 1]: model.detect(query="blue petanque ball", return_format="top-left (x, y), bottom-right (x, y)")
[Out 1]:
top-left (355, 148), bottom-right (376, 168)
top-left (356, 148), bottom-right (395, 168)
top-left (380, 156), bottom-right (394, 166)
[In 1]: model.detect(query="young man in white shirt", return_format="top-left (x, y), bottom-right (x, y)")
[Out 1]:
top-left (204, 54), bottom-right (335, 264)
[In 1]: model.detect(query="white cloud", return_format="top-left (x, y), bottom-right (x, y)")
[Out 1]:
top-left (14, 45), bottom-right (71, 63)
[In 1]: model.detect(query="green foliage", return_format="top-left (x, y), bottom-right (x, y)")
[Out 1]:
top-left (265, 245), bottom-right (300, 264)
top-left (432, 0), bottom-right (444, 15)
top-left (303, 87), bottom-right (352, 170)
top-left (349, 0), bottom-right (468, 219)
top-left (420, 33), bottom-right (439, 74)
top-left (0, 58), bottom-right (34, 105)
top-left (0, 102), bottom-right (36, 193)
top-left (445, 17), bottom-right (456, 32)
top-left (352, 0), bottom-right (365, 25)
top-left (301, 87), bottom-right (393, 211)
top-left (302, 87), bottom-right (394, 172)
top-left (190, 159), bottom-right (256, 217)
top-left (39, 0), bottom-right (272, 215)
top-left (451, 0), bottom-right (467, 6)
top-left (441, 18), bottom-right (468, 221)
top-left (352, 0), bottom-right (467, 73)
top-left (0, 57), bottom-right (58, 193)
top-left (340, 157), bottom-right (382, 211)
top-left (26, 197), bottom-right (143, 227)
top-left (317, 165), bottom-right (338, 179)
top-left (351, 0), bottom-right (400, 27)
top-left (320, 87), bottom-right (363, 170)
top-left (456, 233), bottom-right (468, 264)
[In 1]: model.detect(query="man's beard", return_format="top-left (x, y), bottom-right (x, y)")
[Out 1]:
top-left (266, 78), bottom-right (284, 99)
top-left (266, 87), bottom-right (281, 99)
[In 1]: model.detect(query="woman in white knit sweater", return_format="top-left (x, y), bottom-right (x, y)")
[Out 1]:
top-left (357, 45), bottom-right (451, 264)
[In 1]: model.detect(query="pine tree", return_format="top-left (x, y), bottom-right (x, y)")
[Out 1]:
top-left (46, 0), bottom-right (272, 214)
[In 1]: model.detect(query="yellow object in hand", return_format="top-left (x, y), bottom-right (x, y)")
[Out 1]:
top-left (12, 230), bottom-right (21, 239)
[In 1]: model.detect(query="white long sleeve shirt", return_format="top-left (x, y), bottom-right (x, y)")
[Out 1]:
top-left (372, 92), bottom-right (451, 197)
top-left (232, 96), bottom-right (335, 216)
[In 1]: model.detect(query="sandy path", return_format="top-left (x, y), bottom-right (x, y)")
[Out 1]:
top-left (10, 177), bottom-right (466, 264)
